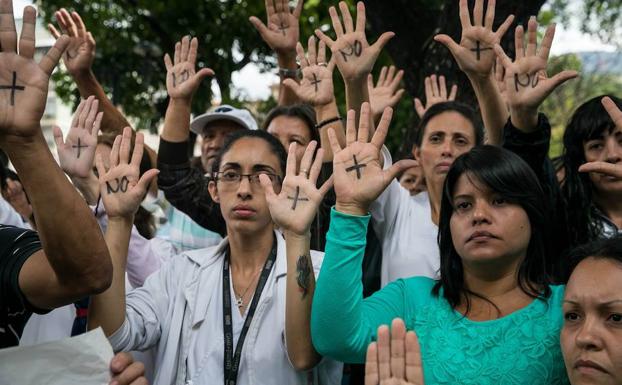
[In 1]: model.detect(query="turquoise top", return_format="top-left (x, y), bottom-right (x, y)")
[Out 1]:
top-left (311, 209), bottom-right (569, 385)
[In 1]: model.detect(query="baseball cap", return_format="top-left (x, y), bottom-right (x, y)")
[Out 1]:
top-left (190, 105), bottom-right (258, 135)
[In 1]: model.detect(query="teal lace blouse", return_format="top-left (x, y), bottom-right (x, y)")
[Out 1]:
top-left (311, 209), bottom-right (569, 385)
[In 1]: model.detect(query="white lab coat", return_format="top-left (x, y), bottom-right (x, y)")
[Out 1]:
top-left (109, 230), bottom-right (342, 385)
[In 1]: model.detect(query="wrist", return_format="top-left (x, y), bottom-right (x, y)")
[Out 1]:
top-left (277, 51), bottom-right (298, 68)
top-left (284, 230), bottom-right (311, 242)
top-left (168, 97), bottom-right (193, 108)
top-left (509, 106), bottom-right (539, 132)
top-left (107, 215), bottom-right (135, 226)
top-left (344, 74), bottom-right (368, 84)
top-left (335, 202), bottom-right (368, 216)
top-left (468, 72), bottom-right (495, 90)
top-left (71, 69), bottom-right (96, 84)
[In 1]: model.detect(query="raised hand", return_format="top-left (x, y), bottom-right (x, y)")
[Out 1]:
top-left (250, 0), bottom-right (303, 55)
top-left (329, 102), bottom-right (417, 216)
top-left (164, 36), bottom-right (215, 101)
top-left (414, 74), bottom-right (458, 118)
top-left (579, 97), bottom-right (622, 179)
top-left (369, 66), bottom-right (405, 120)
top-left (48, 9), bottom-right (95, 76)
top-left (95, 127), bottom-right (159, 219)
top-left (315, 2), bottom-right (394, 82)
top-left (54, 96), bottom-right (102, 179)
top-left (283, 36), bottom-right (336, 107)
top-left (365, 319), bottom-right (424, 385)
top-left (261, 141), bottom-right (333, 236)
top-left (2, 178), bottom-right (32, 221)
top-left (435, 0), bottom-right (514, 79)
top-left (0, 1), bottom-right (69, 139)
top-left (494, 18), bottom-right (578, 119)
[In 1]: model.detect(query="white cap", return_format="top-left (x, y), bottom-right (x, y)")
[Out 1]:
top-left (189, 105), bottom-right (258, 135)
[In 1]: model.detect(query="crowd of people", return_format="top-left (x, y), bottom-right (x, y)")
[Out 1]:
top-left (1, 0), bottom-right (622, 384)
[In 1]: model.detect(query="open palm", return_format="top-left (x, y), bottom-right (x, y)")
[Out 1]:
top-left (261, 141), bottom-right (332, 236)
top-left (48, 9), bottom-right (95, 75)
top-left (55, 96), bottom-right (101, 178)
top-left (164, 36), bottom-right (214, 101)
top-left (249, 0), bottom-right (303, 54)
top-left (330, 103), bottom-right (417, 215)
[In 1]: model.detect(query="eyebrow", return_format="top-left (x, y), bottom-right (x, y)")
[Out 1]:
top-left (221, 162), bottom-right (277, 173)
top-left (564, 300), bottom-right (622, 305)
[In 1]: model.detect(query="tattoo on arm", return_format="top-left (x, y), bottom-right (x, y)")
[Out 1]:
top-left (105, 176), bottom-right (130, 194)
top-left (296, 255), bottom-right (311, 299)
top-left (339, 40), bottom-right (362, 62)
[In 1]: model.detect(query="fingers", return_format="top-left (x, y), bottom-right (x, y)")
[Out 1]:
top-left (449, 84), bottom-right (458, 100)
top-left (95, 153), bottom-right (107, 180)
top-left (110, 355), bottom-right (145, 385)
top-left (424, 75), bottom-right (433, 99)
top-left (92, 112), bottom-right (104, 138)
top-left (314, 29), bottom-right (335, 48)
top-left (78, 96), bottom-right (96, 128)
top-left (60, 8), bottom-right (78, 37)
top-left (0, 0), bottom-right (17, 53)
top-left (526, 16), bottom-right (538, 57)
top-left (484, 0), bottom-right (496, 29)
top-left (84, 99), bottom-right (100, 132)
top-left (414, 98), bottom-right (425, 118)
top-left (188, 37), bottom-right (198, 65)
top-left (119, 127), bottom-right (133, 165)
top-left (345, 109), bottom-right (357, 145)
top-left (390, 318), bottom-right (407, 380)
top-left (389, 69), bottom-right (404, 91)
top-left (318, 173), bottom-right (334, 197)
top-left (308, 35), bottom-right (317, 66)
top-left (405, 331), bottom-right (424, 384)
top-left (327, 127), bottom-right (343, 155)
top-left (339, 1), bottom-right (354, 34)
top-left (431, 74), bottom-right (440, 98)
top-left (317, 39), bottom-right (327, 64)
top-left (70, 11), bottom-right (87, 39)
top-left (194, 67), bottom-right (215, 82)
top-left (180, 35), bottom-right (190, 62)
top-left (53, 125), bottom-right (64, 149)
top-left (48, 24), bottom-right (61, 39)
top-left (249, 16), bottom-right (270, 38)
top-left (39, 35), bottom-right (70, 76)
top-left (19, 6), bottom-right (36, 59)
top-left (493, 44), bottom-right (513, 69)
top-left (458, 0), bottom-right (472, 29)
top-left (578, 161), bottom-right (622, 178)
top-left (258, 173), bottom-right (277, 201)
top-left (514, 25), bottom-right (525, 59)
top-left (109, 135), bottom-right (121, 168)
top-left (377, 66), bottom-right (388, 87)
top-left (377, 325), bottom-right (391, 380)
top-left (434, 34), bottom-right (461, 59)
top-left (174, 41), bottom-right (181, 65)
top-left (328, 6), bottom-right (345, 37)
top-left (296, 42), bottom-right (309, 69)
top-left (299, 140), bottom-right (318, 176)
top-left (364, 342), bottom-right (379, 385)
top-left (293, 0), bottom-right (304, 18)
top-left (389, 89), bottom-right (405, 106)
top-left (370, 107), bottom-right (393, 149)
top-left (538, 23), bottom-right (556, 62)
top-left (130, 132), bottom-right (145, 170)
top-left (136, 168), bottom-right (160, 196)
top-left (309, 147), bottom-right (324, 183)
top-left (355, 1), bottom-right (366, 33)
top-left (164, 53), bottom-right (173, 72)
top-left (602, 96), bottom-right (622, 127)
top-left (282, 78), bottom-right (301, 95)
top-left (384, 66), bottom-right (396, 87)
top-left (357, 102), bottom-right (371, 144)
top-left (385, 159), bottom-right (420, 183)
top-left (71, 97), bottom-right (87, 128)
top-left (286, 142), bottom-right (297, 178)
top-left (473, 0), bottom-right (484, 26)
top-left (547, 70), bottom-right (579, 94)
top-left (439, 75), bottom-right (447, 99)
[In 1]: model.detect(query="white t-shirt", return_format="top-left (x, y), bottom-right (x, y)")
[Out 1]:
top-left (370, 147), bottom-right (440, 287)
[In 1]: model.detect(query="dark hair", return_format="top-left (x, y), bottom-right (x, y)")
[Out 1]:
top-left (263, 104), bottom-right (320, 144)
top-left (414, 101), bottom-right (484, 148)
top-left (433, 145), bottom-right (553, 314)
top-left (561, 95), bottom-right (622, 247)
top-left (211, 129), bottom-right (288, 177)
top-left (566, 236), bottom-right (622, 281)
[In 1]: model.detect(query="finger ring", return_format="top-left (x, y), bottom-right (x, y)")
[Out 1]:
top-left (300, 169), bottom-right (309, 176)
top-left (317, 62), bottom-right (328, 67)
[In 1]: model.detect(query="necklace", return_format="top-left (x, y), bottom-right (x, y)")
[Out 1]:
top-left (232, 267), bottom-right (262, 308)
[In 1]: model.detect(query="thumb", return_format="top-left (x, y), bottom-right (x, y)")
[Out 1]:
top-left (258, 173), bottom-right (277, 202)
top-left (194, 67), bottom-right (215, 83)
top-left (367, 73), bottom-right (374, 91)
top-left (383, 159), bottom-right (419, 183)
top-left (434, 34), bottom-right (461, 58)
top-left (249, 16), bottom-right (269, 37)
top-left (548, 70), bottom-right (579, 92)
top-left (414, 98), bottom-right (425, 118)
top-left (318, 174), bottom-right (334, 197)
top-left (53, 125), bottom-right (64, 149)
top-left (370, 31), bottom-right (395, 53)
top-left (136, 169), bottom-right (160, 193)
top-left (282, 78), bottom-right (300, 93)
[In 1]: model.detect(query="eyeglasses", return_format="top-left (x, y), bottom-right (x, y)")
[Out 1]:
top-left (215, 171), bottom-right (282, 186)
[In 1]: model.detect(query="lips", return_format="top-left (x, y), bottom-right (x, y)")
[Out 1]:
top-left (575, 359), bottom-right (608, 375)
top-left (436, 161), bottom-right (452, 171)
top-left (466, 230), bottom-right (498, 243)
top-left (232, 204), bottom-right (256, 218)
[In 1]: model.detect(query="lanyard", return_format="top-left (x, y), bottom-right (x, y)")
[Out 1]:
top-left (222, 237), bottom-right (277, 385)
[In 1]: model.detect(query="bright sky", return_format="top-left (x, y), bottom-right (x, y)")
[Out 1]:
top-left (15, 0), bottom-right (619, 100)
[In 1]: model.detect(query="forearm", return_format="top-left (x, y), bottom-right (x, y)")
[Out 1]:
top-left (470, 75), bottom-right (508, 145)
top-left (315, 102), bottom-right (344, 161)
top-left (285, 232), bottom-right (321, 370)
top-left (509, 104), bottom-right (540, 133)
top-left (161, 98), bottom-right (192, 143)
top-left (72, 174), bottom-right (100, 205)
top-left (72, 70), bottom-right (132, 136)
top-left (278, 51), bottom-right (300, 106)
top-left (3, 133), bottom-right (111, 291)
top-left (88, 216), bottom-right (132, 336)
top-left (345, 77), bottom-right (370, 127)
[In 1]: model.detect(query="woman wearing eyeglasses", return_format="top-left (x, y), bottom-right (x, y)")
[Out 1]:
top-left (86, 126), bottom-right (341, 385)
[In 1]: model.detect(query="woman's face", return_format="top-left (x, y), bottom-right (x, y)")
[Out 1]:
top-left (449, 173), bottom-right (531, 267)
top-left (266, 115), bottom-right (312, 166)
top-left (583, 126), bottom-right (622, 195)
top-left (415, 111), bottom-right (476, 187)
top-left (399, 164), bottom-right (425, 196)
top-left (561, 257), bottom-right (622, 385)
top-left (208, 137), bottom-right (282, 235)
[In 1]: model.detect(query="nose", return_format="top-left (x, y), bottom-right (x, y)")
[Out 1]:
top-left (575, 317), bottom-right (603, 351)
top-left (471, 201), bottom-right (491, 226)
top-left (236, 175), bottom-right (252, 199)
top-left (604, 137), bottom-right (622, 164)
top-left (441, 139), bottom-right (453, 157)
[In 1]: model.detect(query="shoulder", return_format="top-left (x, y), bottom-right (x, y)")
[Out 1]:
top-left (387, 276), bottom-right (438, 305)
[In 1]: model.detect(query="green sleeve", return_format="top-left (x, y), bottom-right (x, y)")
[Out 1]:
top-left (311, 208), bottom-right (407, 363)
